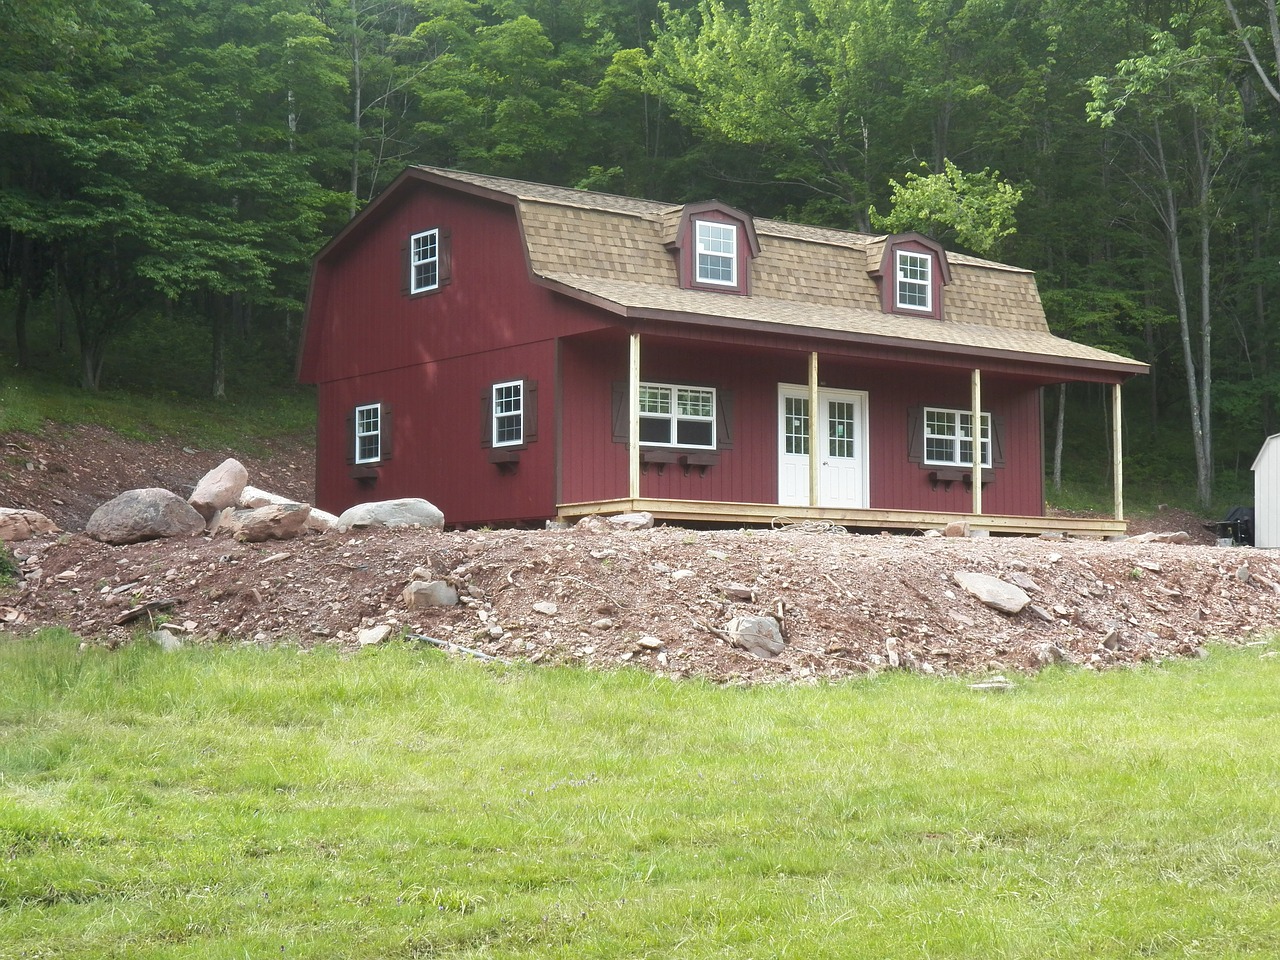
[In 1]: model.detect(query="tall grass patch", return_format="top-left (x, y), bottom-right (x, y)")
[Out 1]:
top-left (2, 630), bottom-right (1279, 958)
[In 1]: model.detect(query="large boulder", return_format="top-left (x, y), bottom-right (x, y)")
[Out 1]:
top-left (225, 503), bottom-right (311, 543)
top-left (86, 488), bottom-right (206, 545)
top-left (724, 615), bottom-right (786, 659)
top-left (337, 498), bottom-right (444, 532)
top-left (952, 571), bottom-right (1031, 615)
top-left (240, 485), bottom-right (336, 532)
top-left (189, 458), bottom-right (249, 521)
top-left (0, 507), bottom-right (59, 542)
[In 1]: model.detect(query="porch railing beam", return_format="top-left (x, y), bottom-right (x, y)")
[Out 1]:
top-left (809, 352), bottom-right (819, 507)
top-left (629, 333), bottom-right (640, 500)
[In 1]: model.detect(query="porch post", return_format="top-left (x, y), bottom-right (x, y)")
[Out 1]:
top-left (970, 367), bottom-right (983, 515)
top-left (1112, 381), bottom-right (1124, 522)
top-left (629, 333), bottom-right (641, 500)
top-left (808, 352), bottom-right (820, 507)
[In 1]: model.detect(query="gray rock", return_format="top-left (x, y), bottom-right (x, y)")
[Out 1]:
top-left (725, 615), bottom-right (785, 659)
top-left (0, 507), bottom-right (58, 542)
top-left (607, 512), bottom-right (654, 531)
top-left (718, 582), bottom-right (756, 601)
top-left (952, 571), bottom-right (1031, 615)
top-left (189, 458), bottom-right (249, 521)
top-left (337, 498), bottom-right (444, 531)
top-left (637, 635), bottom-right (665, 650)
top-left (151, 629), bottom-right (183, 653)
top-left (227, 503), bottom-right (310, 543)
top-left (1032, 643), bottom-right (1066, 666)
top-left (358, 624), bottom-right (393, 647)
top-left (240, 485), bottom-right (335, 532)
top-left (86, 488), bottom-right (206, 545)
top-left (402, 580), bottom-right (458, 608)
top-left (533, 601), bottom-right (559, 616)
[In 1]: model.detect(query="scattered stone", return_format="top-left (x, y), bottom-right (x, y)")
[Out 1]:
top-left (1027, 604), bottom-right (1055, 623)
top-left (1101, 628), bottom-right (1122, 651)
top-left (970, 675), bottom-right (1015, 692)
top-left (532, 601), bottom-right (559, 616)
top-left (1005, 571), bottom-right (1042, 593)
top-left (1032, 643), bottom-right (1066, 666)
top-left (952, 571), bottom-right (1031, 615)
top-left (637, 635), bottom-right (664, 650)
top-left (86, 489), bottom-right (206, 545)
top-left (724, 615), bottom-right (785, 659)
top-left (402, 580), bottom-right (459, 609)
top-left (885, 637), bottom-right (900, 669)
top-left (943, 520), bottom-right (970, 538)
top-left (671, 569), bottom-right (695, 581)
top-left (358, 624), bottom-right (393, 647)
top-left (337, 498), bottom-right (444, 531)
top-left (718, 582), bottom-right (756, 601)
top-left (591, 617), bottom-right (614, 630)
top-left (1235, 563), bottom-right (1252, 584)
top-left (189, 458), bottom-right (249, 521)
top-left (0, 507), bottom-right (59, 542)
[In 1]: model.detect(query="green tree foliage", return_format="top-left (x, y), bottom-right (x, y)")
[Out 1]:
top-left (869, 159), bottom-right (1022, 256)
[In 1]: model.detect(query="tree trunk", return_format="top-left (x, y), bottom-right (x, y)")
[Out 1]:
top-left (211, 295), bottom-right (227, 400)
top-left (1052, 382), bottom-right (1065, 492)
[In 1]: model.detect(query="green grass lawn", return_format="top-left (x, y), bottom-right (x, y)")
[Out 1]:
top-left (2, 632), bottom-right (1279, 959)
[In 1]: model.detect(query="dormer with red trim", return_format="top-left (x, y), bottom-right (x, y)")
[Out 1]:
top-left (666, 201), bottom-right (761, 295)
top-left (869, 233), bottom-right (952, 320)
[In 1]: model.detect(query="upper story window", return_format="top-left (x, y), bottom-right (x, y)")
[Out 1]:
top-left (667, 202), bottom-right (760, 294)
top-left (896, 250), bottom-right (932, 311)
top-left (924, 407), bottom-right (991, 468)
top-left (695, 220), bottom-right (737, 286)
top-left (354, 403), bottom-right (382, 464)
top-left (639, 382), bottom-right (716, 449)
top-left (871, 233), bottom-right (950, 320)
top-left (492, 380), bottom-right (524, 447)
top-left (410, 229), bottom-right (439, 293)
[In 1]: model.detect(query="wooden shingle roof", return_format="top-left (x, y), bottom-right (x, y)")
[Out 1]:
top-left (411, 166), bottom-right (1146, 376)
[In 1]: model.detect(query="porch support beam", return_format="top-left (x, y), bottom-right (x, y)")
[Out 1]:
top-left (809, 352), bottom-right (820, 507)
top-left (628, 333), bottom-right (640, 500)
top-left (1112, 381), bottom-right (1124, 522)
top-left (971, 367), bottom-right (983, 515)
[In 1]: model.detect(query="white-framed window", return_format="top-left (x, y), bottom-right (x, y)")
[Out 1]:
top-left (695, 220), bottom-right (737, 286)
top-left (639, 382), bottom-right (716, 449)
top-left (354, 403), bottom-right (382, 464)
top-left (492, 380), bottom-right (524, 447)
top-left (410, 229), bottom-right (439, 293)
top-left (923, 407), bottom-right (991, 468)
top-left (896, 250), bottom-right (932, 311)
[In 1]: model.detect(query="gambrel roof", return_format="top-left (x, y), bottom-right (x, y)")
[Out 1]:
top-left (331, 166), bottom-right (1148, 377)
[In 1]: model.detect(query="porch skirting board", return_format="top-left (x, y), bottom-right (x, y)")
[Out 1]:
top-left (557, 498), bottom-right (1127, 539)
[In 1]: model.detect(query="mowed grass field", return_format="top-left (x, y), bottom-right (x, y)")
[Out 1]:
top-left (2, 631), bottom-right (1279, 959)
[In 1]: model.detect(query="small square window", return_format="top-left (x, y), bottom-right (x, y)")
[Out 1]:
top-left (410, 229), bottom-right (439, 293)
top-left (695, 221), bottom-right (737, 286)
top-left (492, 380), bottom-right (523, 447)
top-left (896, 250), bottom-right (932, 311)
top-left (354, 403), bottom-right (381, 464)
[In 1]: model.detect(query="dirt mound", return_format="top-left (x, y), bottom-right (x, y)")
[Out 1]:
top-left (4, 425), bottom-right (1276, 682)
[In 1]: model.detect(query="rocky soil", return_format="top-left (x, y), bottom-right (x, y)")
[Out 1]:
top-left (4, 422), bottom-right (1278, 683)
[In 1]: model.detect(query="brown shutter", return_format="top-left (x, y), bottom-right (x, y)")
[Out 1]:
top-left (345, 411), bottom-right (356, 464)
top-left (523, 380), bottom-right (538, 443)
top-left (401, 242), bottom-right (412, 296)
top-left (992, 414), bottom-right (1005, 468)
top-left (480, 389), bottom-right (492, 448)
top-left (380, 404), bottom-right (393, 462)
top-left (715, 388), bottom-right (733, 450)
top-left (438, 229), bottom-right (452, 287)
top-left (611, 381), bottom-right (628, 443)
top-left (907, 405), bottom-right (923, 464)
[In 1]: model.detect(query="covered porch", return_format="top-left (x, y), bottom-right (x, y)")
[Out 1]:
top-left (557, 497), bottom-right (1126, 538)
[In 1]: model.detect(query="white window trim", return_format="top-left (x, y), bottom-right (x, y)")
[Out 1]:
top-left (895, 249), bottom-right (932, 312)
top-left (694, 220), bottom-right (738, 287)
top-left (923, 406), bottom-right (991, 468)
top-left (639, 381), bottom-right (717, 450)
top-left (492, 380), bottom-right (524, 448)
top-left (410, 228), bottom-right (440, 294)
top-left (354, 403), bottom-right (381, 464)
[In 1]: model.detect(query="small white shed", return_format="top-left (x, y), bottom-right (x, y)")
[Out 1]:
top-left (1252, 433), bottom-right (1280, 547)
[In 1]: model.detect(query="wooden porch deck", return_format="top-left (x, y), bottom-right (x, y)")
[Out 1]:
top-left (557, 498), bottom-right (1127, 539)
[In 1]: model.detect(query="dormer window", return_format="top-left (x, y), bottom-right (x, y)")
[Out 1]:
top-left (696, 220), bottom-right (737, 285)
top-left (667, 201), bottom-right (760, 295)
top-left (896, 250), bottom-right (932, 311)
top-left (870, 233), bottom-right (951, 320)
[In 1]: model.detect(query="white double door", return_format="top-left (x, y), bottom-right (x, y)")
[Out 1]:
top-left (778, 385), bottom-right (869, 509)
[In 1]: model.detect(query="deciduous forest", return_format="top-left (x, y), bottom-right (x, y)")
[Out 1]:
top-left (3, 0), bottom-right (1279, 509)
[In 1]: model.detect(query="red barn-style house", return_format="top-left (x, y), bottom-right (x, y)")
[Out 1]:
top-left (298, 166), bottom-right (1146, 535)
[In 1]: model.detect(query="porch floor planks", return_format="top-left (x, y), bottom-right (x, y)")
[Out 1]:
top-left (556, 498), bottom-right (1126, 539)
